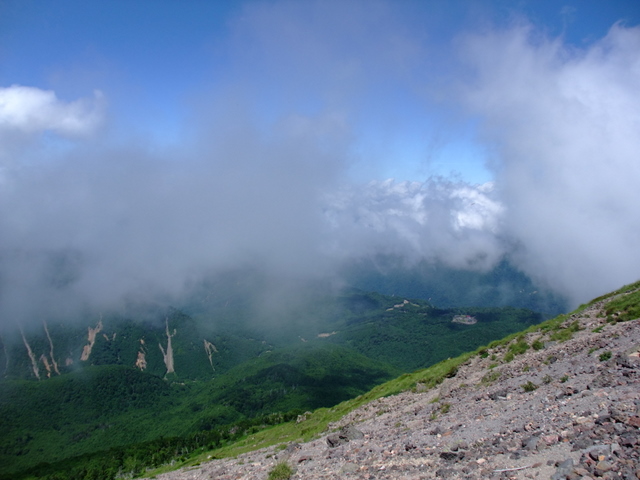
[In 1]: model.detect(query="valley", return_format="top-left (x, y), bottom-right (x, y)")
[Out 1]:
top-left (0, 285), bottom-right (543, 479)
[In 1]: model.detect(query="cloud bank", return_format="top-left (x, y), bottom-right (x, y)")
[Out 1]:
top-left (459, 22), bottom-right (640, 304)
top-left (1, 3), bottom-right (639, 330)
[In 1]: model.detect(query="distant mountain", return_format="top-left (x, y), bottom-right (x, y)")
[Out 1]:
top-left (341, 256), bottom-right (568, 316)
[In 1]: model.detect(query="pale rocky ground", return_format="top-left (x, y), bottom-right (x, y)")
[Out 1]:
top-left (144, 297), bottom-right (640, 480)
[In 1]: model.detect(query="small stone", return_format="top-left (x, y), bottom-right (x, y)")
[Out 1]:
top-left (522, 436), bottom-right (539, 451)
top-left (476, 458), bottom-right (487, 464)
top-left (552, 458), bottom-right (574, 480)
top-left (542, 434), bottom-right (560, 445)
top-left (595, 460), bottom-right (613, 475)
top-left (586, 444), bottom-right (611, 461)
top-left (626, 416), bottom-right (640, 428)
top-left (439, 451), bottom-right (458, 461)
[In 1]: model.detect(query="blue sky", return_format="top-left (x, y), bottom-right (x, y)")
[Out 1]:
top-left (1, 0), bottom-right (640, 325)
top-left (2, 0), bottom-right (637, 183)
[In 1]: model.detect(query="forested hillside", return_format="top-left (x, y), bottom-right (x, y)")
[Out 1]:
top-left (0, 288), bottom-right (543, 478)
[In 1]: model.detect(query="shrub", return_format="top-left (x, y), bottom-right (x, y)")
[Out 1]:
top-left (531, 339), bottom-right (544, 351)
top-left (268, 462), bottom-right (294, 480)
top-left (599, 351), bottom-right (612, 362)
top-left (521, 381), bottom-right (538, 392)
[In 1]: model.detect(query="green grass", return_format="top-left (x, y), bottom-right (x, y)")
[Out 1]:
top-left (549, 320), bottom-right (582, 342)
top-left (604, 287), bottom-right (640, 323)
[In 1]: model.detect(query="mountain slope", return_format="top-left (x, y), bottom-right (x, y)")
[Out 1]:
top-left (142, 280), bottom-right (640, 480)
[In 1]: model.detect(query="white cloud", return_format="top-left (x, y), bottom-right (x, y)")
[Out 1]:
top-left (324, 179), bottom-right (505, 270)
top-left (459, 22), bottom-right (640, 304)
top-left (0, 85), bottom-right (104, 136)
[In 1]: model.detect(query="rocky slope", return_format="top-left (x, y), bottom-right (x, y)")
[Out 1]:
top-left (144, 293), bottom-right (640, 480)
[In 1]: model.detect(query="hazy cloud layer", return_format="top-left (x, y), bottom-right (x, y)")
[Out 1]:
top-left (1, 4), bottom-right (639, 329)
top-left (459, 22), bottom-right (640, 304)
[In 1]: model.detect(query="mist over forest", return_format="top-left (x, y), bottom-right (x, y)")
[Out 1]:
top-left (1, 2), bottom-right (639, 332)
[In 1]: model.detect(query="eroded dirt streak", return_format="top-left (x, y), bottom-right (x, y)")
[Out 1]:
top-left (81, 318), bottom-right (103, 362)
top-left (43, 321), bottom-right (60, 375)
top-left (158, 318), bottom-right (176, 375)
top-left (19, 327), bottom-right (40, 380)
top-left (135, 339), bottom-right (147, 371)
top-left (203, 340), bottom-right (218, 371)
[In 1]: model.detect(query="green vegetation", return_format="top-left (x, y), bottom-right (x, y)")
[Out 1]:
top-left (549, 320), bottom-right (582, 342)
top-left (267, 462), bottom-right (294, 480)
top-left (521, 381), bottom-right (538, 392)
top-left (480, 370), bottom-right (501, 384)
top-left (604, 287), bottom-right (640, 323)
top-left (531, 338), bottom-right (544, 350)
top-left (504, 336), bottom-right (529, 362)
top-left (599, 351), bottom-right (612, 361)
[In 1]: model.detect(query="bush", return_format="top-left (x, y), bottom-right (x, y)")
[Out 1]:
top-left (268, 462), bottom-right (294, 480)
top-left (521, 381), bottom-right (538, 392)
top-left (599, 351), bottom-right (612, 362)
top-left (531, 339), bottom-right (544, 351)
